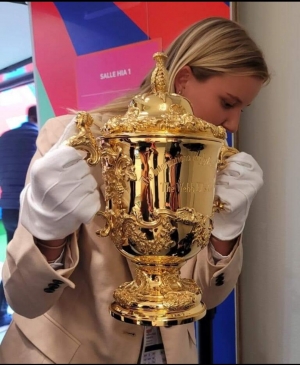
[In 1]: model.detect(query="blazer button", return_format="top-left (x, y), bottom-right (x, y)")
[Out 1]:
top-left (215, 273), bottom-right (224, 286)
top-left (50, 283), bottom-right (60, 289)
top-left (52, 279), bottom-right (64, 285)
top-left (44, 279), bottom-right (63, 293)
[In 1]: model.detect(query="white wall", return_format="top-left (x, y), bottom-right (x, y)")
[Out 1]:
top-left (237, 2), bottom-right (300, 363)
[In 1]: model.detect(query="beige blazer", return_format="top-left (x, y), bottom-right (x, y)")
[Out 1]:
top-left (0, 114), bottom-right (243, 364)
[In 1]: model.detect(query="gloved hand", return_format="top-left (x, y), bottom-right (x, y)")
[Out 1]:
top-left (20, 117), bottom-right (101, 241)
top-left (211, 152), bottom-right (263, 241)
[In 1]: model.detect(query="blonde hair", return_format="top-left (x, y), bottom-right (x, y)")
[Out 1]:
top-left (90, 17), bottom-right (270, 118)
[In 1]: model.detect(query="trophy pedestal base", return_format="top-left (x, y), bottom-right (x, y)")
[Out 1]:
top-left (109, 262), bottom-right (207, 326)
top-left (110, 300), bottom-right (206, 327)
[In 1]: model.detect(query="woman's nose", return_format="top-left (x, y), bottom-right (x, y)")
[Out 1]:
top-left (222, 111), bottom-right (241, 133)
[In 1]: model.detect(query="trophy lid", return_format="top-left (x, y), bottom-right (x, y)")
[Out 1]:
top-left (100, 52), bottom-right (226, 140)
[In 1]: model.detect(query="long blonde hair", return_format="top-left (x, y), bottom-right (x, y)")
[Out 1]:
top-left (90, 17), bottom-right (270, 118)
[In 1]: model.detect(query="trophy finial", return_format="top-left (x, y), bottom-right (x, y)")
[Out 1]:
top-left (151, 52), bottom-right (168, 99)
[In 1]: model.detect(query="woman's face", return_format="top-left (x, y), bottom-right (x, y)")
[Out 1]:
top-left (175, 66), bottom-right (263, 133)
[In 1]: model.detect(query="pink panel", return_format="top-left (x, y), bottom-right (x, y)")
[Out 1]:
top-left (76, 39), bottom-right (162, 110)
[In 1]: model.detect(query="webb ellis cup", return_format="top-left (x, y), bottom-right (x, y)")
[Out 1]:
top-left (66, 52), bottom-right (238, 327)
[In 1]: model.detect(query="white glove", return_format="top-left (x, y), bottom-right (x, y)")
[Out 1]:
top-left (20, 117), bottom-right (101, 240)
top-left (212, 152), bottom-right (263, 241)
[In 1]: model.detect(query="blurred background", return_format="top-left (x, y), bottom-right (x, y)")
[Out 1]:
top-left (0, 1), bottom-right (35, 265)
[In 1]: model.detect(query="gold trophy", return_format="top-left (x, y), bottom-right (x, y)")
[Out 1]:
top-left (66, 52), bottom-right (238, 327)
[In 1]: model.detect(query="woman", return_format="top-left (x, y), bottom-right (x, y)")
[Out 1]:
top-left (0, 17), bottom-right (270, 364)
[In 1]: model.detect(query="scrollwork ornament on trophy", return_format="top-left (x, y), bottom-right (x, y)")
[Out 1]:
top-left (66, 52), bottom-right (238, 327)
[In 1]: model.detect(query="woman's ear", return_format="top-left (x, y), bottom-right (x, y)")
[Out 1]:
top-left (174, 66), bottom-right (192, 94)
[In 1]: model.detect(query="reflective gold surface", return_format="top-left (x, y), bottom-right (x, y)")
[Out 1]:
top-left (66, 52), bottom-right (238, 326)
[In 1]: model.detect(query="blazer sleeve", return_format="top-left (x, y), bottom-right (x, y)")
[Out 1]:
top-left (2, 115), bottom-right (81, 319)
top-left (181, 235), bottom-right (243, 310)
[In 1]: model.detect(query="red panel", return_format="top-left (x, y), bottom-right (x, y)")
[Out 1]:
top-left (30, 2), bottom-right (77, 116)
top-left (115, 2), bottom-right (229, 49)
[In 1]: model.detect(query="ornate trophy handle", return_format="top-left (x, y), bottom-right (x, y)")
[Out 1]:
top-left (65, 111), bottom-right (109, 234)
top-left (217, 144), bottom-right (239, 171)
top-left (65, 111), bottom-right (101, 166)
top-left (213, 144), bottom-right (239, 213)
